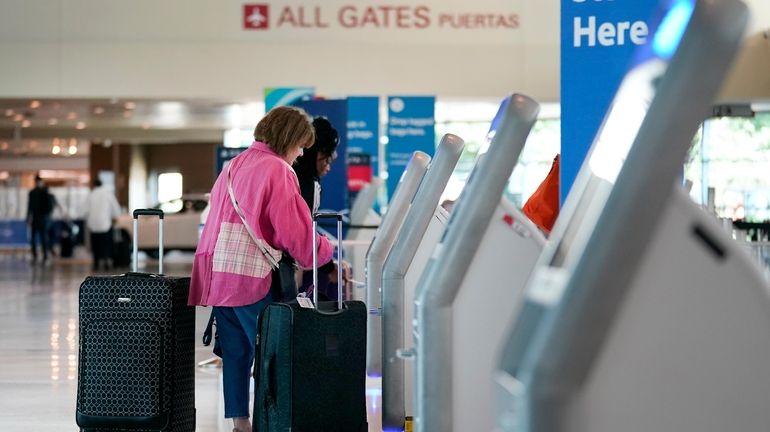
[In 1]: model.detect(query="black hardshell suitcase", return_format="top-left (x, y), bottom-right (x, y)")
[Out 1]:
top-left (76, 209), bottom-right (195, 432)
top-left (254, 213), bottom-right (368, 432)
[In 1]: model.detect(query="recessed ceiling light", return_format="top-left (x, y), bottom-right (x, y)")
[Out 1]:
top-left (21, 120), bottom-right (31, 128)
top-left (124, 101), bottom-right (136, 110)
top-left (93, 106), bottom-right (105, 115)
top-left (48, 118), bottom-right (58, 125)
top-left (30, 100), bottom-right (41, 109)
top-left (4, 109), bottom-right (14, 117)
top-left (52, 144), bottom-right (61, 155)
top-left (13, 114), bottom-right (23, 122)
top-left (76, 122), bottom-right (86, 130)
top-left (68, 144), bottom-right (78, 155)
top-left (67, 112), bottom-right (77, 120)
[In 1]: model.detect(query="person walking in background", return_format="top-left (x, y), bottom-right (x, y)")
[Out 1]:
top-left (522, 154), bottom-right (560, 235)
top-left (85, 178), bottom-right (121, 271)
top-left (189, 106), bottom-right (335, 432)
top-left (26, 175), bottom-right (55, 264)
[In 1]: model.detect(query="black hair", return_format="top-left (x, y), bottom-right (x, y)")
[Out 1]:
top-left (294, 116), bottom-right (339, 177)
top-left (310, 117), bottom-right (339, 158)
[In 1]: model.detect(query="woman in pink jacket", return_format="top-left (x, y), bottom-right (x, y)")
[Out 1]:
top-left (189, 106), bottom-right (334, 432)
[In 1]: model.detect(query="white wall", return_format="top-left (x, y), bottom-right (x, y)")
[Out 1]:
top-left (0, 0), bottom-right (766, 102)
top-left (0, 0), bottom-right (560, 101)
top-left (745, 0), bottom-right (770, 34)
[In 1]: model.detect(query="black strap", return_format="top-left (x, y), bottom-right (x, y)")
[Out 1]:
top-left (202, 310), bottom-right (215, 346)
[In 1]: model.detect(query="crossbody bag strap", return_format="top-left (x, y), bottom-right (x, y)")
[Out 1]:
top-left (227, 162), bottom-right (280, 270)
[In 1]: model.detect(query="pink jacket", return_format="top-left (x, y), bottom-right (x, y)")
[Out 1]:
top-left (188, 141), bottom-right (334, 307)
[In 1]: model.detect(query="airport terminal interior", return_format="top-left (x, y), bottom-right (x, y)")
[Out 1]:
top-left (1, 1), bottom-right (770, 431)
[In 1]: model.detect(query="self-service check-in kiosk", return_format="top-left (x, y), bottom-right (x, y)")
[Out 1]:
top-left (496, 2), bottom-right (763, 432)
top-left (346, 178), bottom-right (383, 302)
top-left (367, 153), bottom-right (431, 376)
top-left (412, 94), bottom-right (545, 432)
top-left (381, 134), bottom-right (465, 429)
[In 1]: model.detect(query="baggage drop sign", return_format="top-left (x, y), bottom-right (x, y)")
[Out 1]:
top-left (560, 0), bottom-right (659, 203)
top-left (386, 96), bottom-right (435, 202)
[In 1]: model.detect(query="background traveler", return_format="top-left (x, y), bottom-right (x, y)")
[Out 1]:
top-left (26, 174), bottom-right (56, 264)
top-left (293, 116), bottom-right (349, 299)
top-left (84, 178), bottom-right (121, 271)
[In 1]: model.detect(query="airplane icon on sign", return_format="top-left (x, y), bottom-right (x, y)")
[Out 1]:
top-left (244, 4), bottom-right (269, 30)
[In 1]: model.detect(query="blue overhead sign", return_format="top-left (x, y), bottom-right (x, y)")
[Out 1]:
top-left (560, 0), bottom-right (659, 202)
top-left (264, 87), bottom-right (314, 111)
top-left (347, 96), bottom-right (380, 176)
top-left (294, 98), bottom-right (349, 213)
top-left (386, 96), bottom-right (435, 201)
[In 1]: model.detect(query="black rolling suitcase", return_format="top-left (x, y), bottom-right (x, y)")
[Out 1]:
top-left (76, 209), bottom-right (196, 432)
top-left (112, 227), bottom-right (132, 268)
top-left (254, 213), bottom-right (368, 432)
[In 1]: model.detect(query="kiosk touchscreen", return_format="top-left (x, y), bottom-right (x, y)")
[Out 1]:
top-left (412, 94), bottom-right (545, 432)
top-left (496, 1), bottom-right (756, 432)
top-left (345, 178), bottom-right (383, 302)
top-left (381, 134), bottom-right (464, 430)
top-left (366, 152), bottom-right (431, 375)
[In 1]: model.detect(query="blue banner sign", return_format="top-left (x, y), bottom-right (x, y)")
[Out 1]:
top-left (386, 96), bottom-right (435, 201)
top-left (561, 0), bottom-right (659, 202)
top-left (347, 96), bottom-right (380, 177)
top-left (0, 220), bottom-right (28, 248)
top-left (294, 98), bottom-right (349, 213)
top-left (215, 146), bottom-right (248, 177)
top-left (264, 87), bottom-right (314, 111)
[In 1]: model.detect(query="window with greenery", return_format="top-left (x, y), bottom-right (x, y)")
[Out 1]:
top-left (686, 113), bottom-right (770, 221)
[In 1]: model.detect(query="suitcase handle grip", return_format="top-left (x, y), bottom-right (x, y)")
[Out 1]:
top-left (313, 212), bottom-right (343, 222)
top-left (132, 208), bottom-right (165, 274)
top-left (133, 208), bottom-right (164, 219)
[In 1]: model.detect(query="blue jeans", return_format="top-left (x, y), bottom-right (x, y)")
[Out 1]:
top-left (29, 217), bottom-right (51, 260)
top-left (213, 296), bottom-right (271, 418)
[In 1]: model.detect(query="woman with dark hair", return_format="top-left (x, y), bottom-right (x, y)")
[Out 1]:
top-left (293, 116), bottom-right (339, 213)
top-left (292, 117), bottom-right (347, 300)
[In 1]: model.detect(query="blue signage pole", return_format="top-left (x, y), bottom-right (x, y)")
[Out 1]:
top-left (386, 96), bottom-right (435, 201)
top-left (347, 96), bottom-right (380, 176)
top-left (215, 147), bottom-right (248, 177)
top-left (561, 0), bottom-right (659, 202)
top-left (293, 98), bottom-right (349, 213)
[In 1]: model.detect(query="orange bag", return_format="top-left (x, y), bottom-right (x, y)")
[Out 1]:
top-left (522, 154), bottom-right (560, 235)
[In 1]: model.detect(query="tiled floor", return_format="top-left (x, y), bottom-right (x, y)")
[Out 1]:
top-left (0, 251), bottom-right (383, 431)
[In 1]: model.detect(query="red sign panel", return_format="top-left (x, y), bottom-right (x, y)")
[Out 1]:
top-left (243, 4), bottom-right (270, 30)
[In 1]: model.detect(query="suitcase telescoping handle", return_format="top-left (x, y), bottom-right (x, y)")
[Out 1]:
top-left (132, 209), bottom-right (164, 274)
top-left (312, 212), bottom-right (343, 310)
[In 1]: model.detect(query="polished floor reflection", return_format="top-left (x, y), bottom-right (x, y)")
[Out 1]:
top-left (0, 252), bottom-right (383, 431)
